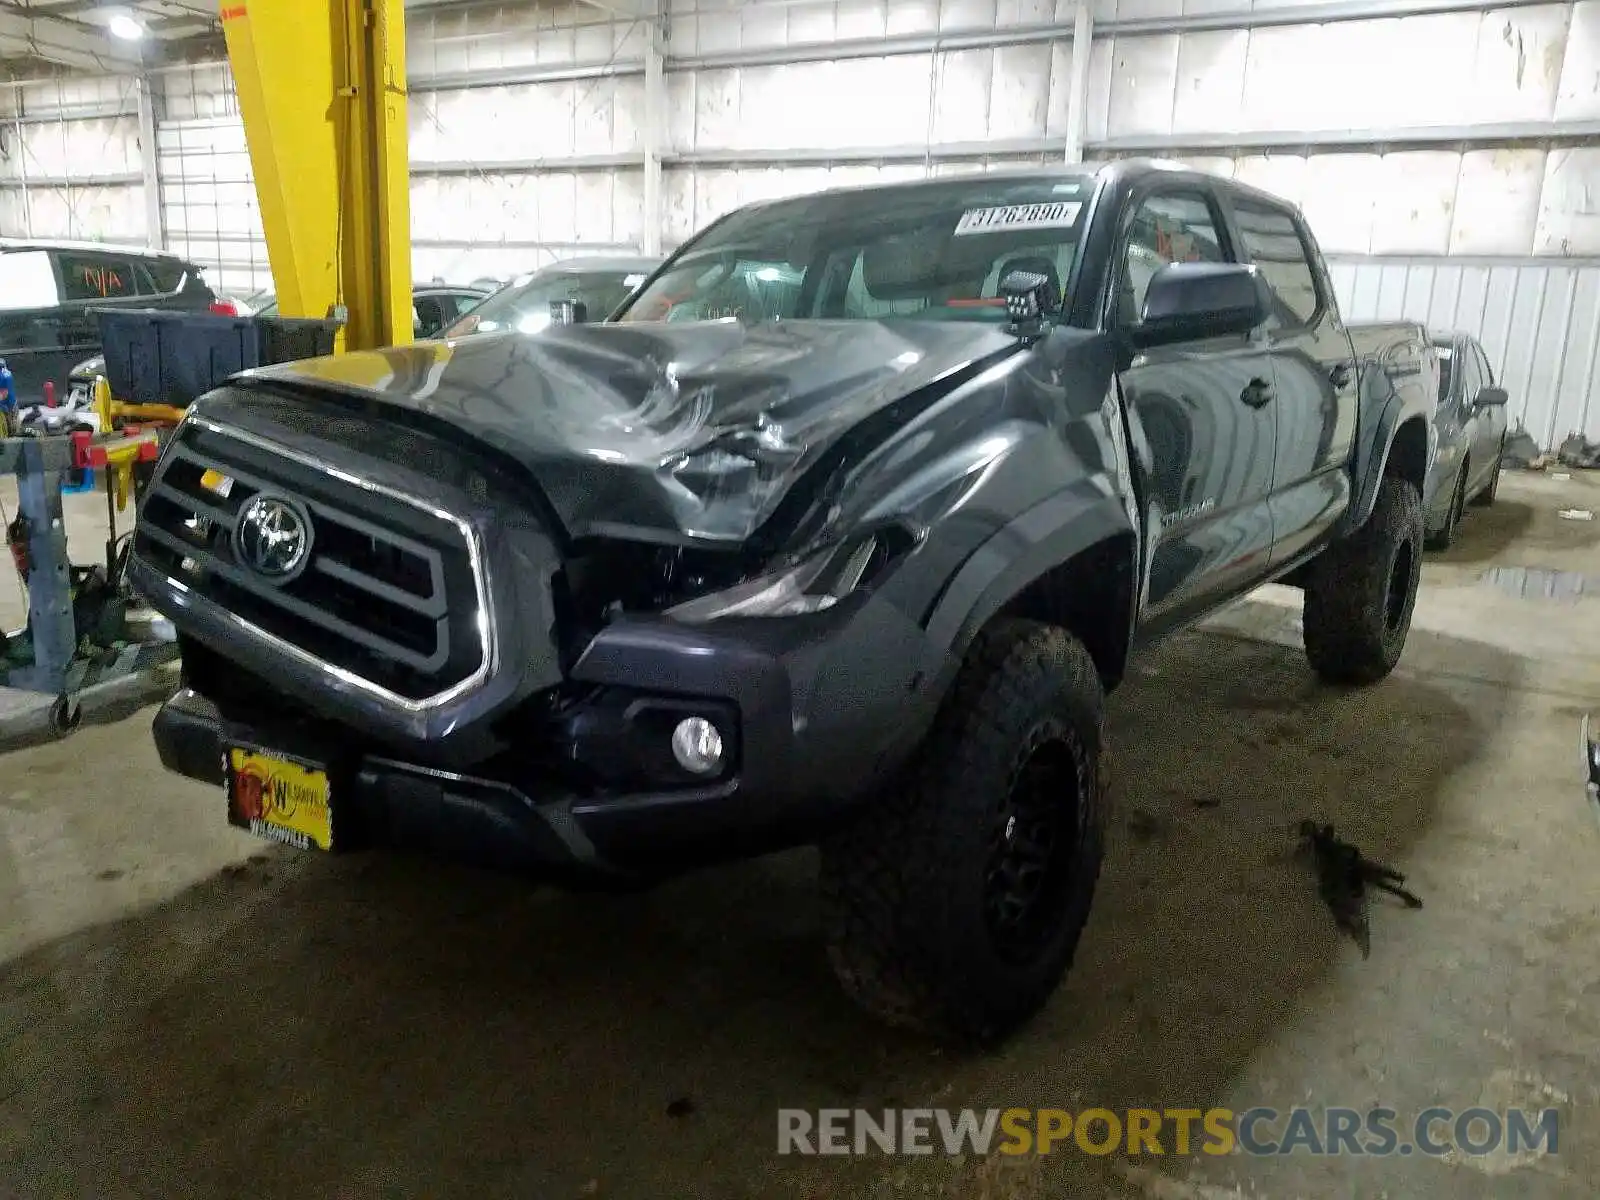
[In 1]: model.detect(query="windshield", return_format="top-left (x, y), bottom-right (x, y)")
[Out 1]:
top-left (447, 268), bottom-right (652, 336)
top-left (616, 176), bottom-right (1095, 326)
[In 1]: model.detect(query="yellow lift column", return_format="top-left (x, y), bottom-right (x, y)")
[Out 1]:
top-left (220, 0), bottom-right (413, 350)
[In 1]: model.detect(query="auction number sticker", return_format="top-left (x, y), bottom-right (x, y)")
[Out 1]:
top-left (954, 201), bottom-right (1082, 236)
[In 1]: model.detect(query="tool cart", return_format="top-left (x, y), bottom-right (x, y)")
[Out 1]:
top-left (0, 305), bottom-right (340, 739)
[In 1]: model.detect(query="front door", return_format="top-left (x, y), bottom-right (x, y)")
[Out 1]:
top-left (1111, 187), bottom-right (1279, 640)
top-left (1465, 340), bottom-right (1508, 490)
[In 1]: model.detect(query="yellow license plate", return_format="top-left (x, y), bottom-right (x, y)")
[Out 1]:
top-left (225, 746), bottom-right (334, 851)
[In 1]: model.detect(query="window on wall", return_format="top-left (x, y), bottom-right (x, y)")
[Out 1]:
top-left (57, 254), bottom-right (137, 302)
top-left (1230, 199), bottom-right (1320, 327)
top-left (1114, 191), bottom-right (1227, 327)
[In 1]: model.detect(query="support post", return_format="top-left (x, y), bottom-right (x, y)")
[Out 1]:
top-left (1064, 3), bottom-right (1092, 164)
top-left (136, 74), bottom-right (163, 250)
top-left (641, 6), bottom-right (665, 257)
top-left (221, 0), bottom-right (413, 349)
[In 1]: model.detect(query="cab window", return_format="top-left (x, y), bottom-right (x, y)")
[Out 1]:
top-left (1229, 198), bottom-right (1321, 328)
top-left (1113, 191), bottom-right (1227, 328)
top-left (57, 253), bottom-right (136, 302)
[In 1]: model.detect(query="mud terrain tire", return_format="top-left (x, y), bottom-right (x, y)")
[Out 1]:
top-left (819, 619), bottom-right (1110, 1045)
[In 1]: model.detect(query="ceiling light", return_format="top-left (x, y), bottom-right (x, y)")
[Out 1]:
top-left (107, 13), bottom-right (145, 40)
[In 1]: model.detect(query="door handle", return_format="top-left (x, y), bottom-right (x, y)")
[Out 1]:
top-left (1240, 377), bottom-right (1275, 408)
top-left (1329, 361), bottom-right (1353, 389)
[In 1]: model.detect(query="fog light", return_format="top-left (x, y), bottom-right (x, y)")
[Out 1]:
top-left (671, 716), bottom-right (724, 775)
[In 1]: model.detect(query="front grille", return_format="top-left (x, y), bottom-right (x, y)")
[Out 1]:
top-left (135, 419), bottom-right (488, 705)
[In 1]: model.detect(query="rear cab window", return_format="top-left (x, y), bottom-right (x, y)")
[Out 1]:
top-left (0, 249), bottom-right (61, 310)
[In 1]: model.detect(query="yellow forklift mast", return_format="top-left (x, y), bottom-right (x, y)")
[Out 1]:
top-left (220, 0), bottom-right (414, 351)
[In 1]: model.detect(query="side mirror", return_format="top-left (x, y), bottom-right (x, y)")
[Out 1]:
top-left (1474, 385), bottom-right (1509, 408)
top-left (1132, 263), bottom-right (1266, 350)
top-left (550, 298), bottom-right (588, 326)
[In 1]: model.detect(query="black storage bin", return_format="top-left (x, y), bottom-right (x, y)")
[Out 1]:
top-left (94, 308), bottom-right (343, 406)
top-left (256, 316), bottom-right (340, 366)
top-left (95, 308), bottom-right (258, 406)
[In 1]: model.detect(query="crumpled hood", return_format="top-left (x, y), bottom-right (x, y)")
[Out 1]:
top-left (235, 319), bottom-right (1021, 544)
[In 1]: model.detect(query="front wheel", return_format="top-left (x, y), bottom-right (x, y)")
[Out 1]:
top-left (819, 619), bottom-right (1110, 1046)
top-left (1302, 474), bottom-right (1424, 686)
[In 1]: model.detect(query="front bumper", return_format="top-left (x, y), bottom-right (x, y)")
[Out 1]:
top-left (154, 590), bottom-right (947, 879)
top-left (155, 688), bottom-right (620, 880)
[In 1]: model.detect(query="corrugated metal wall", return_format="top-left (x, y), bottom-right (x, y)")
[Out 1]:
top-left (1328, 257), bottom-right (1600, 447)
top-left (2, 0), bottom-right (1600, 444)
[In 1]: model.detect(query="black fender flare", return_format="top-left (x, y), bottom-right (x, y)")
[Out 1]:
top-left (1340, 391), bottom-right (1432, 537)
top-left (919, 480), bottom-right (1139, 685)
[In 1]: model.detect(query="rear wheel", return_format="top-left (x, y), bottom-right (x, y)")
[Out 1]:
top-left (819, 619), bottom-right (1109, 1046)
top-left (1303, 474), bottom-right (1424, 686)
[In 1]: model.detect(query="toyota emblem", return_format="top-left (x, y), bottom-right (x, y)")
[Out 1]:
top-left (233, 493), bottom-right (313, 582)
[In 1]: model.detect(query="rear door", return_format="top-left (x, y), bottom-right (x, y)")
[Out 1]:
top-left (1223, 194), bottom-right (1358, 569)
top-left (1111, 183), bottom-right (1280, 638)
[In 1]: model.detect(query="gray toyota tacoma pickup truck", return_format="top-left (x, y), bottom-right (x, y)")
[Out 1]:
top-left (130, 160), bottom-right (1431, 1044)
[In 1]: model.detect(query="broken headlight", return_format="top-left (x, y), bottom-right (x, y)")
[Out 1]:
top-left (664, 530), bottom-right (908, 623)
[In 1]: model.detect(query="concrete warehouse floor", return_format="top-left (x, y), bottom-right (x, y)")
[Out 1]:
top-left (0, 470), bottom-right (1597, 1200)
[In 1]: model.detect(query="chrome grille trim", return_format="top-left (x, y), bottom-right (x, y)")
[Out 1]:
top-left (143, 412), bottom-right (497, 714)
